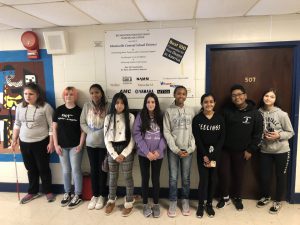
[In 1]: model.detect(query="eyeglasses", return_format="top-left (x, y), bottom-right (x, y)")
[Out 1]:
top-left (231, 93), bottom-right (245, 98)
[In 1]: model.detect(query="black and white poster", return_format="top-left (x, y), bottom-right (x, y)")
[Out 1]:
top-left (105, 28), bottom-right (195, 98)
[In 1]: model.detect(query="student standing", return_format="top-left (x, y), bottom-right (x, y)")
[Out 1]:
top-left (163, 85), bottom-right (196, 217)
top-left (133, 93), bottom-right (166, 218)
top-left (12, 82), bottom-right (55, 204)
top-left (217, 84), bottom-right (263, 211)
top-left (53, 87), bottom-right (86, 208)
top-left (256, 89), bottom-right (294, 214)
top-left (80, 84), bottom-right (109, 210)
top-left (192, 94), bottom-right (225, 218)
top-left (104, 92), bottom-right (135, 217)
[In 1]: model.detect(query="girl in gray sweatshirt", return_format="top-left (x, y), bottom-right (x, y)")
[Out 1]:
top-left (256, 89), bottom-right (294, 214)
top-left (163, 85), bottom-right (195, 217)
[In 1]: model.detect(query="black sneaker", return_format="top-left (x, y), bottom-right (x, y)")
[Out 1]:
top-left (68, 195), bottom-right (83, 209)
top-left (216, 197), bottom-right (230, 209)
top-left (269, 201), bottom-right (282, 214)
top-left (257, 197), bottom-right (271, 208)
top-left (61, 193), bottom-right (71, 207)
top-left (232, 198), bottom-right (243, 211)
top-left (205, 203), bottom-right (215, 218)
top-left (196, 204), bottom-right (204, 218)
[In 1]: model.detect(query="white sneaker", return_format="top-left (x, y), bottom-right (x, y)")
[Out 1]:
top-left (88, 196), bottom-right (98, 210)
top-left (95, 196), bottom-right (105, 210)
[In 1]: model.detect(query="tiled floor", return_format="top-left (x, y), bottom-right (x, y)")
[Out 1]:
top-left (1, 192), bottom-right (300, 225)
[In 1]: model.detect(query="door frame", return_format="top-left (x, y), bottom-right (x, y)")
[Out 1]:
top-left (206, 41), bottom-right (300, 203)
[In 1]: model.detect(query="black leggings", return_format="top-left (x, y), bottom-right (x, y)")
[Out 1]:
top-left (20, 137), bottom-right (52, 194)
top-left (138, 155), bottom-right (163, 204)
top-left (218, 150), bottom-right (246, 198)
top-left (197, 154), bottom-right (217, 204)
top-left (259, 152), bottom-right (290, 201)
top-left (87, 147), bottom-right (108, 197)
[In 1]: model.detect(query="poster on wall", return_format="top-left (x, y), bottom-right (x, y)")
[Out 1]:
top-left (0, 50), bottom-right (55, 156)
top-left (0, 62), bottom-right (45, 154)
top-left (105, 27), bottom-right (195, 98)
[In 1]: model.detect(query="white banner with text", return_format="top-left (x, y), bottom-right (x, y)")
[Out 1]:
top-left (105, 28), bottom-right (195, 98)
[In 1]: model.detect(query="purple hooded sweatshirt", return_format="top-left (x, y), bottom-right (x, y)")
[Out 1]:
top-left (133, 113), bottom-right (166, 159)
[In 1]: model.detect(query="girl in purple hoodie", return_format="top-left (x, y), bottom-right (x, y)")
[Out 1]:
top-left (133, 93), bottom-right (166, 218)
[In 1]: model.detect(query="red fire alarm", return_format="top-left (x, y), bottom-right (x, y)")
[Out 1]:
top-left (21, 31), bottom-right (40, 59)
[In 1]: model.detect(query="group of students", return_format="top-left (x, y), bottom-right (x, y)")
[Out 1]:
top-left (11, 82), bottom-right (294, 219)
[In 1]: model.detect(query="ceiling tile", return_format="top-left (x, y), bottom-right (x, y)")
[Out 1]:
top-left (70, 0), bottom-right (144, 23)
top-left (135, 0), bottom-right (197, 21)
top-left (0, 0), bottom-right (59, 5)
top-left (0, 6), bottom-right (54, 28)
top-left (14, 2), bottom-right (99, 26)
top-left (196, 0), bottom-right (257, 18)
top-left (0, 22), bottom-right (13, 30)
top-left (247, 0), bottom-right (300, 16)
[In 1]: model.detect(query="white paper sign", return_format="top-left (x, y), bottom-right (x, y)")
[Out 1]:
top-left (105, 28), bottom-right (195, 98)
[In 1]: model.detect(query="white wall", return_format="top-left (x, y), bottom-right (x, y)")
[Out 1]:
top-left (0, 14), bottom-right (299, 193)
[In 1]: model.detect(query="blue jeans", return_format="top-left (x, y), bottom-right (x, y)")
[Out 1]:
top-left (168, 149), bottom-right (192, 201)
top-left (59, 147), bottom-right (83, 195)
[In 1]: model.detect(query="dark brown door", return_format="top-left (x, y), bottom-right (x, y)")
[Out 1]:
top-left (209, 47), bottom-right (293, 199)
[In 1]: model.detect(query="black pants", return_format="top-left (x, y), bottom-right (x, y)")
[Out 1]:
top-left (197, 154), bottom-right (217, 204)
top-left (138, 155), bottom-right (163, 204)
top-left (20, 137), bottom-right (52, 194)
top-left (87, 147), bottom-right (108, 197)
top-left (259, 152), bottom-right (290, 201)
top-left (218, 150), bottom-right (246, 198)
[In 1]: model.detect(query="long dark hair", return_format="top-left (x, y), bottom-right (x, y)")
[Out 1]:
top-left (106, 92), bottom-right (131, 144)
top-left (258, 88), bottom-right (280, 109)
top-left (22, 82), bottom-right (45, 107)
top-left (140, 93), bottom-right (163, 134)
top-left (89, 84), bottom-right (107, 112)
top-left (200, 93), bottom-right (216, 111)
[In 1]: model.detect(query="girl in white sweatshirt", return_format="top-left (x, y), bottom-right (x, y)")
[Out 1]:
top-left (104, 92), bottom-right (135, 217)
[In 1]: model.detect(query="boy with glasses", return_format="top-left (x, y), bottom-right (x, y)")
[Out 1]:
top-left (217, 84), bottom-right (263, 211)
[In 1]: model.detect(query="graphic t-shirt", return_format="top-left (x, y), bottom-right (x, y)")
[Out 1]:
top-left (53, 104), bottom-right (82, 148)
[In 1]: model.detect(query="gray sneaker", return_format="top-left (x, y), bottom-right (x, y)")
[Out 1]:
top-left (143, 204), bottom-right (152, 217)
top-left (181, 199), bottom-right (190, 216)
top-left (152, 204), bottom-right (161, 218)
top-left (168, 200), bottom-right (177, 218)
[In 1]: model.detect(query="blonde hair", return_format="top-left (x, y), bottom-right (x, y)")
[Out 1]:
top-left (62, 86), bottom-right (78, 103)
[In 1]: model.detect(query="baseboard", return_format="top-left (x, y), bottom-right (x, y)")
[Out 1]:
top-left (0, 183), bottom-right (198, 199)
top-left (1, 182), bottom-right (299, 203)
top-left (289, 193), bottom-right (300, 204)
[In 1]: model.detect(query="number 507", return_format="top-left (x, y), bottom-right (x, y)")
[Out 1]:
top-left (245, 77), bottom-right (256, 83)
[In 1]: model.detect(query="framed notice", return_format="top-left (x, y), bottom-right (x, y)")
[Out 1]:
top-left (105, 28), bottom-right (195, 98)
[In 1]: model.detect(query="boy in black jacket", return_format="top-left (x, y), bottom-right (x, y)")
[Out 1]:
top-left (217, 84), bottom-right (263, 211)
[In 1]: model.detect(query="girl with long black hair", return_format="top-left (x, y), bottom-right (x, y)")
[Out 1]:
top-left (104, 92), bottom-right (135, 217)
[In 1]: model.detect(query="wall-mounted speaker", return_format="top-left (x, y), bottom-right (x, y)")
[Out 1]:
top-left (43, 31), bottom-right (69, 54)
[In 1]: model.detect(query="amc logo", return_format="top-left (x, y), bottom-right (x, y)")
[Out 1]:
top-left (120, 89), bottom-right (131, 94)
